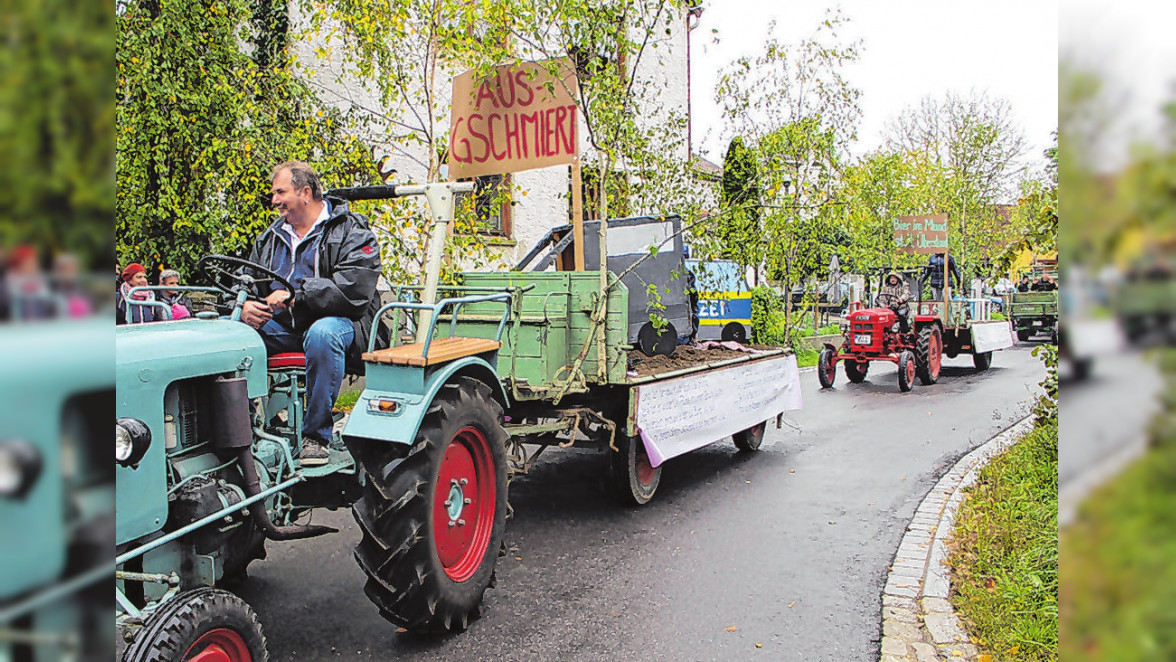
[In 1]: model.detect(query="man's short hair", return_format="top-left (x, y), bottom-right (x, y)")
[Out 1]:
top-left (160, 269), bottom-right (180, 282)
top-left (273, 161), bottom-right (324, 201)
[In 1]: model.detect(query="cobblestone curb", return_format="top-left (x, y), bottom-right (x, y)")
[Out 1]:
top-left (879, 415), bottom-right (1036, 662)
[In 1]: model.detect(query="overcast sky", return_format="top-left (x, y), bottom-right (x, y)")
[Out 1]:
top-left (1060, 0), bottom-right (1175, 169)
top-left (689, 1), bottom-right (1059, 170)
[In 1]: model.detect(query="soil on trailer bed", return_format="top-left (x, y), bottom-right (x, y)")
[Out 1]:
top-left (626, 343), bottom-right (781, 378)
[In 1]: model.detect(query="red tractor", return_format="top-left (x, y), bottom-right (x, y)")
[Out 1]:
top-left (817, 270), bottom-right (944, 392)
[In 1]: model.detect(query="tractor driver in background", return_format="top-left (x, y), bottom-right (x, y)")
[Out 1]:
top-left (237, 161), bottom-right (383, 467)
top-left (877, 271), bottom-right (912, 333)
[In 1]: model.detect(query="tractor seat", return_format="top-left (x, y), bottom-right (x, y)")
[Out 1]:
top-left (267, 352), bottom-right (306, 370)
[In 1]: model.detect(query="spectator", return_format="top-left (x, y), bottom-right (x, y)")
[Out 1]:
top-left (159, 268), bottom-right (193, 320)
top-left (54, 253), bottom-right (93, 318)
top-left (117, 263), bottom-right (156, 324)
top-left (921, 252), bottom-right (962, 301)
top-left (1017, 275), bottom-right (1032, 292)
top-left (235, 161), bottom-right (382, 466)
top-left (1032, 273), bottom-right (1058, 291)
top-left (8, 245), bottom-right (54, 321)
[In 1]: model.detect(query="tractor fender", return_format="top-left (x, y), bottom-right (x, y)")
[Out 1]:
top-left (341, 356), bottom-right (508, 448)
top-left (822, 341), bottom-right (839, 352)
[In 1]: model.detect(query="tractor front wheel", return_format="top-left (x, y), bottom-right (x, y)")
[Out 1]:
top-left (122, 588), bottom-right (267, 662)
top-left (352, 377), bottom-right (508, 633)
top-left (732, 421), bottom-right (767, 452)
top-left (818, 348), bottom-right (836, 389)
top-left (844, 360), bottom-right (868, 383)
top-left (973, 351), bottom-right (993, 371)
top-left (898, 350), bottom-right (916, 392)
top-left (916, 326), bottom-right (943, 385)
top-left (609, 433), bottom-right (662, 505)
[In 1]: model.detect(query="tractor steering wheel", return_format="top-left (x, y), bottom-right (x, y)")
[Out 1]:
top-left (197, 255), bottom-right (295, 302)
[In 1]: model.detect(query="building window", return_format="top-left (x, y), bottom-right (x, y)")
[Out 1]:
top-left (457, 173), bottom-right (512, 237)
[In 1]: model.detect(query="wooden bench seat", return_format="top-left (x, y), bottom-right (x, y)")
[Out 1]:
top-left (362, 336), bottom-right (501, 367)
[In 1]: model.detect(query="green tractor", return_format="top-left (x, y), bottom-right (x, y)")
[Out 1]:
top-left (114, 183), bottom-right (803, 659)
top-left (1, 318), bottom-right (114, 661)
top-left (1003, 264), bottom-right (1059, 343)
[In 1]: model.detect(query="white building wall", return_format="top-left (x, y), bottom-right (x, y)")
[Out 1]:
top-left (291, 4), bottom-right (692, 268)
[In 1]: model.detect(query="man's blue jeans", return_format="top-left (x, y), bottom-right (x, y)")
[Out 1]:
top-left (257, 317), bottom-right (354, 445)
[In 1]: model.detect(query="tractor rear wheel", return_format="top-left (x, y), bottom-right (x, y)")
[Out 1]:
top-left (122, 588), bottom-right (267, 662)
top-left (973, 351), bottom-right (993, 371)
top-left (897, 350), bottom-right (916, 392)
top-left (844, 360), bottom-right (868, 383)
top-left (352, 377), bottom-right (508, 633)
top-left (732, 421), bottom-right (767, 452)
top-left (916, 326), bottom-right (943, 385)
top-left (609, 433), bottom-right (662, 505)
top-left (817, 348), bottom-right (836, 389)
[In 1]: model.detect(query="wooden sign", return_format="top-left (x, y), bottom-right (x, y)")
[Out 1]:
top-left (448, 59), bottom-right (580, 179)
top-left (893, 213), bottom-right (949, 254)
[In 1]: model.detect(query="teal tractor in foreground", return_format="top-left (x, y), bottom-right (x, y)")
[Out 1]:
top-left (115, 184), bottom-right (801, 660)
top-left (1, 318), bottom-right (114, 661)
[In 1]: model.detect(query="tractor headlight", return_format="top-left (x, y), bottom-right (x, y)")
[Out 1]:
top-left (115, 418), bottom-right (152, 469)
top-left (0, 441), bottom-right (42, 499)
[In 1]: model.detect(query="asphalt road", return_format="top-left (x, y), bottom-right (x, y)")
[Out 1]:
top-left (1058, 346), bottom-right (1163, 525)
top-left (239, 344), bottom-right (1046, 661)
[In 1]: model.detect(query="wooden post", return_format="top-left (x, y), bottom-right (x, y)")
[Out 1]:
top-left (571, 158), bottom-right (585, 270)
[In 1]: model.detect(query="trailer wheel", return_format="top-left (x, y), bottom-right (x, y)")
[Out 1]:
top-left (1017, 329), bottom-right (1031, 342)
top-left (916, 326), bottom-right (942, 385)
top-left (817, 348), bottom-right (836, 389)
top-left (897, 350), bottom-right (916, 392)
top-left (352, 377), bottom-right (508, 633)
top-left (973, 351), bottom-right (993, 371)
top-left (122, 588), bottom-right (267, 662)
top-left (609, 434), bottom-right (661, 505)
top-left (732, 421), bottom-right (766, 452)
top-left (844, 360), bottom-right (868, 383)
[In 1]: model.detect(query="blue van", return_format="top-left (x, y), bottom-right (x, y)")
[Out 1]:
top-left (686, 259), bottom-right (753, 343)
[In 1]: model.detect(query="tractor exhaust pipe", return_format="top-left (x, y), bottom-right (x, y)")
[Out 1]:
top-left (235, 447), bottom-right (337, 541)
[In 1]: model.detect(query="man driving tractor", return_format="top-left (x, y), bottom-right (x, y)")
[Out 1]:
top-left (877, 271), bottom-right (912, 332)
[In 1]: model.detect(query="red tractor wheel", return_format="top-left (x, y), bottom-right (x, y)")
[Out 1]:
top-left (897, 350), bottom-right (916, 392)
top-left (732, 421), bottom-right (767, 452)
top-left (122, 588), bottom-right (267, 662)
top-left (352, 377), bottom-right (508, 633)
top-left (609, 433), bottom-right (662, 505)
top-left (916, 326), bottom-right (942, 385)
top-left (817, 347), bottom-right (836, 389)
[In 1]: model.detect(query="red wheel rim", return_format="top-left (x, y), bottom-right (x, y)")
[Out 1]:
top-left (184, 629), bottom-right (251, 662)
top-left (634, 440), bottom-right (657, 486)
top-left (906, 359), bottom-right (915, 383)
top-left (433, 426), bottom-right (497, 582)
top-left (824, 360), bottom-right (835, 384)
top-left (930, 332), bottom-right (942, 378)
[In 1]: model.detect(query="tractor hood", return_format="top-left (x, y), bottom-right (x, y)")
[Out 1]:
top-left (116, 318), bottom-right (268, 399)
top-left (851, 308), bottom-right (897, 325)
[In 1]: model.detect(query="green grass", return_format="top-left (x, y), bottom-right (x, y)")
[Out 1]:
top-left (334, 389), bottom-right (362, 412)
top-left (794, 346), bottom-right (819, 368)
top-left (1059, 350), bottom-right (1176, 661)
top-left (946, 420), bottom-right (1058, 661)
